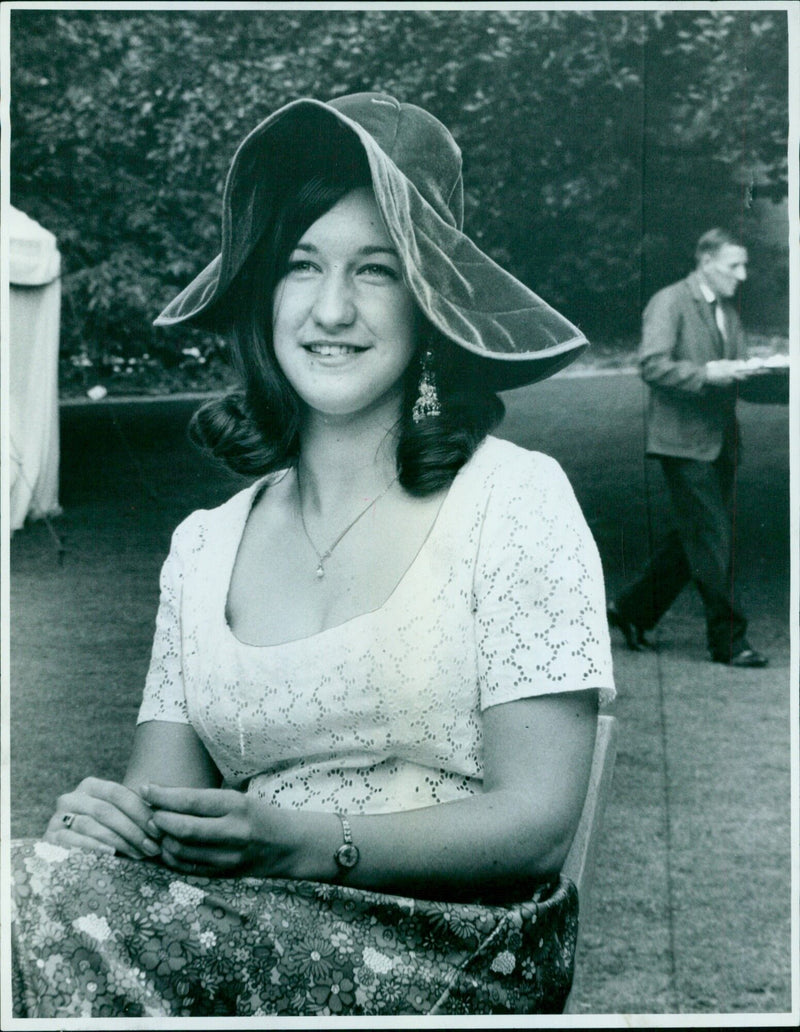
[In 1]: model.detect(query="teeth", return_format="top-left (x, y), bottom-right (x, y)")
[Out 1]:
top-left (307, 344), bottom-right (362, 356)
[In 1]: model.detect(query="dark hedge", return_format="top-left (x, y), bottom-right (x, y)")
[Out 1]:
top-left (10, 8), bottom-right (789, 392)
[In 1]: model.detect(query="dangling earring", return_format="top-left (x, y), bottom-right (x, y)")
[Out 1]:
top-left (412, 349), bottom-right (441, 423)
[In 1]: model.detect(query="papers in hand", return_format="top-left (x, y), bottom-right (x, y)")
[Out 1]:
top-left (737, 354), bottom-right (790, 374)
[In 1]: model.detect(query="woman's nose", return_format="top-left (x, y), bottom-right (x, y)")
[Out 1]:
top-left (311, 272), bottom-right (356, 328)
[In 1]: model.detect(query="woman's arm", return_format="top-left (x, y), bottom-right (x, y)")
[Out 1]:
top-left (340, 687), bottom-right (598, 896)
top-left (45, 511), bottom-right (226, 858)
top-left (123, 719), bottom-right (222, 791)
top-left (144, 688), bottom-right (597, 898)
top-left (44, 720), bottom-right (220, 860)
top-left (147, 453), bottom-right (607, 895)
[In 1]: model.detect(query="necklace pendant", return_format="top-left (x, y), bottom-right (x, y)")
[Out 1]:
top-left (297, 470), bottom-right (399, 586)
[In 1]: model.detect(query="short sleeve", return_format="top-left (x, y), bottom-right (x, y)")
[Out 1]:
top-left (475, 452), bottom-right (615, 709)
top-left (137, 525), bottom-right (191, 725)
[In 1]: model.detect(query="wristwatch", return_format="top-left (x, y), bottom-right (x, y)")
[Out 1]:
top-left (334, 812), bottom-right (360, 872)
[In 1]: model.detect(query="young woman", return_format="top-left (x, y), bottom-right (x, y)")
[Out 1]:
top-left (11, 93), bottom-right (615, 1018)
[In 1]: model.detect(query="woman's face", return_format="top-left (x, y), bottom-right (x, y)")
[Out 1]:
top-left (272, 187), bottom-right (418, 422)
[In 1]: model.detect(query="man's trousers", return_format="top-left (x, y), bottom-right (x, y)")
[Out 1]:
top-left (614, 450), bottom-right (748, 660)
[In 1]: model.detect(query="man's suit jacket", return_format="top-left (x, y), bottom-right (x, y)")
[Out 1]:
top-left (639, 271), bottom-right (747, 461)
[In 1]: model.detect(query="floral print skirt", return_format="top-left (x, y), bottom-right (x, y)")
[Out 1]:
top-left (10, 839), bottom-right (578, 1018)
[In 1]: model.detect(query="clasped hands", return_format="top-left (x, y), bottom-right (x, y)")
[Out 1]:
top-left (44, 777), bottom-right (289, 877)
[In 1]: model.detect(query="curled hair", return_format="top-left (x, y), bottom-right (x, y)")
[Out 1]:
top-left (396, 333), bottom-right (504, 495)
top-left (189, 141), bottom-right (503, 494)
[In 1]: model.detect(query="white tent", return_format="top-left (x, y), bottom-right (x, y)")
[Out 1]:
top-left (8, 205), bottom-right (63, 532)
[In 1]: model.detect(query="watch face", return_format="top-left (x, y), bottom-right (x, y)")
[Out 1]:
top-left (335, 843), bottom-right (360, 869)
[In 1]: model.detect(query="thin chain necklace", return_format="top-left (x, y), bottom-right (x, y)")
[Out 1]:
top-left (296, 467), bottom-right (399, 580)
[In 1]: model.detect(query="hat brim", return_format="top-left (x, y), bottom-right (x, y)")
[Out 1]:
top-left (154, 98), bottom-right (588, 391)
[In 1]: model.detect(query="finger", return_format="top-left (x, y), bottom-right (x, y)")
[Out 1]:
top-left (49, 809), bottom-right (158, 858)
top-left (49, 806), bottom-right (161, 860)
top-left (64, 779), bottom-right (161, 838)
top-left (160, 851), bottom-right (218, 877)
top-left (47, 819), bottom-right (144, 859)
top-left (141, 783), bottom-right (238, 817)
top-left (44, 824), bottom-right (117, 856)
top-left (110, 782), bottom-right (164, 835)
top-left (160, 838), bottom-right (244, 872)
top-left (84, 800), bottom-right (163, 857)
top-left (160, 851), bottom-right (203, 875)
top-left (150, 809), bottom-right (247, 846)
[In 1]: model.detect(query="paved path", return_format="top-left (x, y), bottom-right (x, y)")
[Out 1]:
top-left (500, 375), bottom-right (793, 1016)
top-left (9, 373), bottom-right (794, 1019)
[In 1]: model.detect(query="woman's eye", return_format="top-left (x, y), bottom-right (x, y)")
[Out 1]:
top-left (285, 259), bottom-right (317, 275)
top-left (360, 263), bottom-right (399, 280)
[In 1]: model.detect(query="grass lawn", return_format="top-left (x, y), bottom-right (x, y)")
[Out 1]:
top-left (8, 374), bottom-right (795, 1019)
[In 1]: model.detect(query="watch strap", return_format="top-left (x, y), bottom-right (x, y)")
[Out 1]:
top-left (333, 811), bottom-right (360, 873)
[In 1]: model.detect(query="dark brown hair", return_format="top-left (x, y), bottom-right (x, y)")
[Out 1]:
top-left (189, 139), bottom-right (503, 494)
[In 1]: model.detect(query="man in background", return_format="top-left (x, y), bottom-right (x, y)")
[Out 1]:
top-left (607, 228), bottom-right (768, 667)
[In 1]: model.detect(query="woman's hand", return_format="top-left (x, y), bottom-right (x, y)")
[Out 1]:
top-left (44, 777), bottom-right (162, 861)
top-left (141, 784), bottom-right (296, 878)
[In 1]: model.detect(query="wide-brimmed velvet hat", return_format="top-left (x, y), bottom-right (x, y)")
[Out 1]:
top-left (154, 92), bottom-right (588, 390)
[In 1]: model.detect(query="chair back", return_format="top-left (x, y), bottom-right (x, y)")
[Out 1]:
top-left (561, 713), bottom-right (618, 1013)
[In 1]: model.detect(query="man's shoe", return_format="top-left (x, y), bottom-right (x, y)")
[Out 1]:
top-left (712, 647), bottom-right (769, 668)
top-left (607, 603), bottom-right (652, 652)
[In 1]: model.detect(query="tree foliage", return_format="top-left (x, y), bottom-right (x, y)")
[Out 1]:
top-left (9, 7), bottom-right (789, 385)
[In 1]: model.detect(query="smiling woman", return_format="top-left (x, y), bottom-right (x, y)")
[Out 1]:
top-left (10, 93), bottom-right (615, 1018)
top-left (271, 188), bottom-right (418, 421)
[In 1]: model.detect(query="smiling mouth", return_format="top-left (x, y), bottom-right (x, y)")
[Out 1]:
top-left (303, 343), bottom-right (369, 356)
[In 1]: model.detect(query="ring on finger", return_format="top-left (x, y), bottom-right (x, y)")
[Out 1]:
top-left (61, 812), bottom-right (77, 829)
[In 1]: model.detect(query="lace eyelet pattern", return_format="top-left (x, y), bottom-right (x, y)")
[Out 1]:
top-left (138, 438), bottom-right (615, 813)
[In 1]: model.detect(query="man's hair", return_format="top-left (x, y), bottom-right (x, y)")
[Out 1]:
top-left (695, 228), bottom-right (744, 263)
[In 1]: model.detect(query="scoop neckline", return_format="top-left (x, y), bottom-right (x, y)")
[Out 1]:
top-left (222, 454), bottom-right (473, 651)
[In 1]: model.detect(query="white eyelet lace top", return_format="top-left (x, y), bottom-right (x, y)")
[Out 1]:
top-left (137, 436), bottom-right (615, 814)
